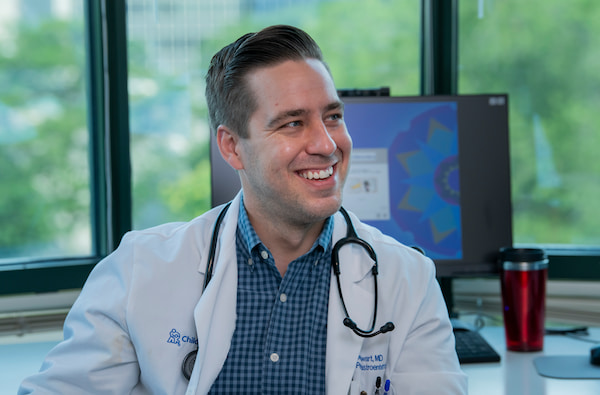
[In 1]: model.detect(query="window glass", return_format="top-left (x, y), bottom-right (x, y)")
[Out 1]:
top-left (458, 0), bottom-right (600, 248)
top-left (0, 0), bottom-right (91, 265)
top-left (126, 0), bottom-right (420, 229)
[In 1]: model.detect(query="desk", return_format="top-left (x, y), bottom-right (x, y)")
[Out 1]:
top-left (463, 326), bottom-right (600, 395)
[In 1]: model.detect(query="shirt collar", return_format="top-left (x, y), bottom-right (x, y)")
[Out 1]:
top-left (237, 196), bottom-right (262, 252)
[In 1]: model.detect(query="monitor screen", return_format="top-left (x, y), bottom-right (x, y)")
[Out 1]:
top-left (210, 94), bottom-right (513, 278)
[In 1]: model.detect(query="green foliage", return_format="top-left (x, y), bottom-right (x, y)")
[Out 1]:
top-left (160, 157), bottom-right (212, 219)
top-left (459, 0), bottom-right (600, 245)
top-left (309, 0), bottom-right (421, 94)
top-left (0, 19), bottom-right (90, 257)
top-left (197, 0), bottom-right (421, 95)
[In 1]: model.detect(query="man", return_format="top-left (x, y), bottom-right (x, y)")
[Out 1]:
top-left (19, 25), bottom-right (467, 394)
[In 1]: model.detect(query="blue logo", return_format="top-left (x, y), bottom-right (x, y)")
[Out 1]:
top-left (167, 328), bottom-right (199, 347)
top-left (167, 328), bottom-right (181, 346)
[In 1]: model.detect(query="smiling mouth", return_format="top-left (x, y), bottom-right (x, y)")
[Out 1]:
top-left (299, 166), bottom-right (334, 180)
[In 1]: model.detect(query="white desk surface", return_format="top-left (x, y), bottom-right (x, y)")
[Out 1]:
top-left (464, 326), bottom-right (600, 395)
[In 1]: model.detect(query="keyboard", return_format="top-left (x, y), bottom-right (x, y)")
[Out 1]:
top-left (453, 327), bottom-right (501, 364)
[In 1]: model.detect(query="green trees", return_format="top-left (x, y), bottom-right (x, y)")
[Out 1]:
top-left (0, 19), bottom-right (90, 258)
top-left (459, 0), bottom-right (600, 244)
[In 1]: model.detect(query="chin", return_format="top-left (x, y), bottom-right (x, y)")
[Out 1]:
top-left (309, 196), bottom-right (343, 219)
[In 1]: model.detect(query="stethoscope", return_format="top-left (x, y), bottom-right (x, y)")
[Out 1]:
top-left (182, 202), bottom-right (395, 380)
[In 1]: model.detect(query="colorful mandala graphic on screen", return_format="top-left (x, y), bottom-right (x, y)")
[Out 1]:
top-left (388, 105), bottom-right (461, 258)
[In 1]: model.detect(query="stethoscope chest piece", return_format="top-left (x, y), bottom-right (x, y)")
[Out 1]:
top-left (182, 350), bottom-right (197, 381)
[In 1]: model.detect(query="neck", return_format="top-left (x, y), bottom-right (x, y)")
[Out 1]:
top-left (245, 206), bottom-right (326, 276)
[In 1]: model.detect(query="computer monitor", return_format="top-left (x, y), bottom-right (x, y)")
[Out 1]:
top-left (210, 94), bottom-right (513, 278)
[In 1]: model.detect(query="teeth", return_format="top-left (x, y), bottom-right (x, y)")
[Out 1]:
top-left (302, 166), bottom-right (334, 180)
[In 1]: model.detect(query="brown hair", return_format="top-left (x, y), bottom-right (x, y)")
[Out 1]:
top-left (205, 25), bottom-right (327, 138)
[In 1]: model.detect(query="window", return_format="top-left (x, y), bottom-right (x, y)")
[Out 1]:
top-left (125, 0), bottom-right (421, 229)
top-left (458, 0), bottom-right (600, 277)
top-left (0, 1), bottom-right (92, 265)
top-left (0, 0), bottom-right (116, 296)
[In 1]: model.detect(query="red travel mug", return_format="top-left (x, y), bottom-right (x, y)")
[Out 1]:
top-left (500, 248), bottom-right (548, 351)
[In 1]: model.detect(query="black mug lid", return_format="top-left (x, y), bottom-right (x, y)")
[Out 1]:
top-left (499, 247), bottom-right (547, 263)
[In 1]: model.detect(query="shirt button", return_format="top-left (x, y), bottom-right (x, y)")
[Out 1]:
top-left (260, 250), bottom-right (269, 260)
top-left (247, 258), bottom-right (253, 266)
top-left (279, 293), bottom-right (287, 303)
top-left (270, 353), bottom-right (279, 362)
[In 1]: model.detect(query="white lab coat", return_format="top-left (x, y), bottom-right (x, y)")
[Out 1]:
top-left (19, 193), bottom-right (467, 394)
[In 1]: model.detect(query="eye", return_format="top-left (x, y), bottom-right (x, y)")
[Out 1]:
top-left (325, 112), bottom-right (343, 124)
top-left (275, 120), bottom-right (302, 132)
top-left (284, 120), bottom-right (302, 128)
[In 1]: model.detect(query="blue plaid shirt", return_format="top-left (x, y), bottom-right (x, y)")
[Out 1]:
top-left (208, 200), bottom-right (333, 394)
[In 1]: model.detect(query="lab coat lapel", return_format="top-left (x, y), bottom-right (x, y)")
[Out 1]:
top-left (326, 211), bottom-right (374, 395)
top-left (186, 196), bottom-right (241, 395)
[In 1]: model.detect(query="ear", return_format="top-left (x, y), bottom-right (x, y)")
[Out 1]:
top-left (216, 125), bottom-right (244, 170)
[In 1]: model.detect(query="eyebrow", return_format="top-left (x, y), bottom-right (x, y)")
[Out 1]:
top-left (267, 109), bottom-right (307, 129)
top-left (325, 100), bottom-right (344, 113)
top-left (266, 100), bottom-right (344, 129)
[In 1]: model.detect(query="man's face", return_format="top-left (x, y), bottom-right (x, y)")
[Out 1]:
top-left (227, 58), bottom-right (352, 226)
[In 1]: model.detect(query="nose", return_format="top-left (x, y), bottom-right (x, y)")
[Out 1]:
top-left (306, 121), bottom-right (337, 156)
